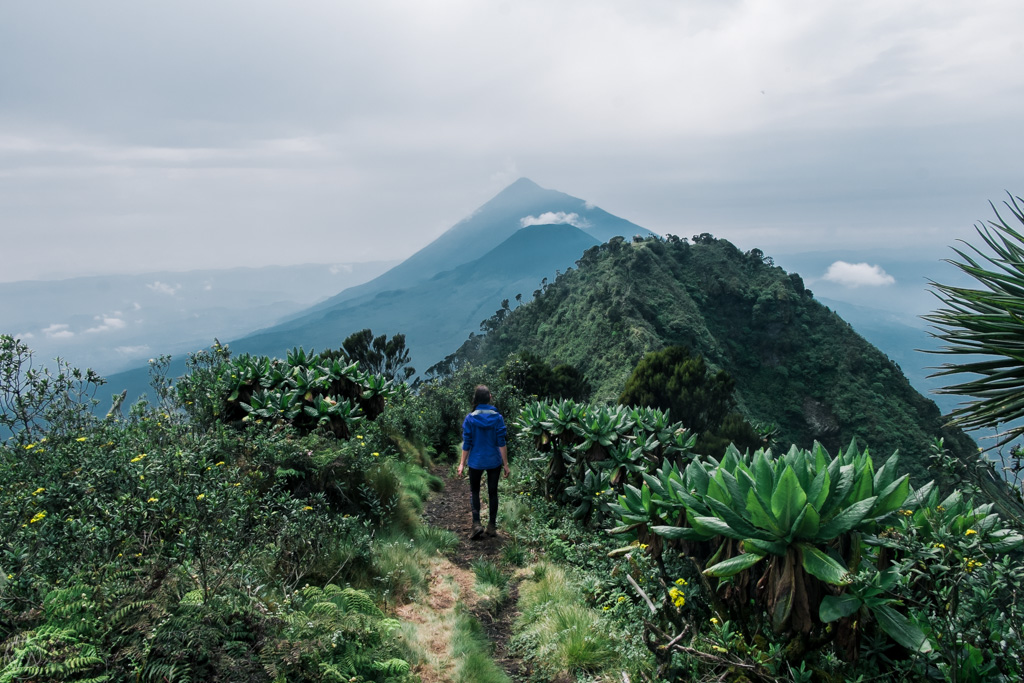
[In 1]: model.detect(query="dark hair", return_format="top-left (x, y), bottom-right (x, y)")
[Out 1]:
top-left (472, 385), bottom-right (491, 409)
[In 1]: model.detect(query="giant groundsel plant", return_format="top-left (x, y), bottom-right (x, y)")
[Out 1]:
top-left (612, 442), bottom-right (932, 640)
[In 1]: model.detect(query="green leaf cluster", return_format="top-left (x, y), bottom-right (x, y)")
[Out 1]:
top-left (516, 399), bottom-right (696, 524)
top-left (611, 441), bottom-right (928, 636)
top-left (179, 343), bottom-right (397, 439)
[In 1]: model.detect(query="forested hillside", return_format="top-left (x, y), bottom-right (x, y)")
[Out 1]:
top-left (448, 234), bottom-right (977, 478)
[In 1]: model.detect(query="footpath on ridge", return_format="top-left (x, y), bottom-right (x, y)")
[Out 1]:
top-left (395, 467), bottom-right (527, 682)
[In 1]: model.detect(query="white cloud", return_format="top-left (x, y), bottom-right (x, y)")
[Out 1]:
top-left (42, 323), bottom-right (74, 339)
top-left (147, 281), bottom-right (181, 296)
top-left (520, 212), bottom-right (591, 229)
top-left (85, 316), bottom-right (127, 333)
top-left (13, 332), bottom-right (34, 340)
top-left (115, 345), bottom-right (150, 356)
top-left (330, 263), bottom-right (353, 275)
top-left (822, 261), bottom-right (896, 288)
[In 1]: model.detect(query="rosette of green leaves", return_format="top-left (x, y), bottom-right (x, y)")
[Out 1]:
top-left (592, 441), bottom-right (648, 489)
top-left (613, 441), bottom-right (925, 632)
top-left (302, 395), bottom-right (363, 438)
top-left (291, 364), bottom-right (331, 403)
top-left (242, 388), bottom-right (302, 421)
top-left (565, 468), bottom-right (614, 523)
top-left (285, 345), bottom-right (314, 369)
top-left (572, 404), bottom-right (634, 461)
top-left (697, 443), bottom-right (913, 579)
top-left (541, 399), bottom-right (586, 450)
top-left (517, 401), bottom-right (551, 449)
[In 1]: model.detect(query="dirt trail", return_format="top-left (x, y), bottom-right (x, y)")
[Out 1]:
top-left (396, 469), bottom-right (527, 682)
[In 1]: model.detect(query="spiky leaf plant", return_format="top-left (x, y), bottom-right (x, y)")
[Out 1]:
top-left (925, 193), bottom-right (1024, 449)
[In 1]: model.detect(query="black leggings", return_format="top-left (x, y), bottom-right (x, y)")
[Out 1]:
top-left (469, 466), bottom-right (501, 526)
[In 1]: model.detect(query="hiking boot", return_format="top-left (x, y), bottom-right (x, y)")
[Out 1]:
top-left (486, 524), bottom-right (497, 537)
top-left (470, 522), bottom-right (485, 539)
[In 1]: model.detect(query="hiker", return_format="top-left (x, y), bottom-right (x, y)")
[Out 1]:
top-left (457, 385), bottom-right (510, 538)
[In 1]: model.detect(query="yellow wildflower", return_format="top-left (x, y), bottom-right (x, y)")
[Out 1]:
top-left (965, 529), bottom-right (978, 536)
top-left (303, 506), bottom-right (313, 511)
top-left (131, 454), bottom-right (146, 463)
top-left (933, 543), bottom-right (945, 549)
top-left (602, 605), bottom-right (610, 611)
top-left (372, 452), bottom-right (380, 457)
top-left (674, 578), bottom-right (688, 586)
top-left (618, 596), bottom-right (626, 602)
top-left (147, 497), bottom-right (158, 503)
top-left (712, 645), bottom-right (728, 654)
top-left (215, 461), bottom-right (225, 466)
top-left (32, 487), bottom-right (45, 496)
top-left (76, 437), bottom-right (87, 442)
top-left (29, 511), bottom-right (46, 524)
top-left (24, 444), bottom-right (35, 450)
top-left (710, 617), bottom-right (719, 626)
top-left (965, 558), bottom-right (983, 573)
top-left (356, 435), bottom-right (363, 439)
top-left (196, 494), bottom-right (205, 501)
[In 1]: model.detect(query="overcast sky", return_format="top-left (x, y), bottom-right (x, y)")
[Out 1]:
top-left (3, 0), bottom-right (1024, 283)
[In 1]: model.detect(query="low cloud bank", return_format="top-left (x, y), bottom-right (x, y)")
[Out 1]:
top-left (43, 323), bottom-right (74, 339)
top-left (520, 212), bottom-right (591, 229)
top-left (822, 261), bottom-right (896, 288)
top-left (147, 281), bottom-right (181, 296)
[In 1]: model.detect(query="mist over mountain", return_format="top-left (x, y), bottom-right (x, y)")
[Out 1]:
top-left (0, 262), bottom-right (395, 374)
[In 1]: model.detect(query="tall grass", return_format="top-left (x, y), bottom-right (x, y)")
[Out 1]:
top-left (471, 558), bottom-right (510, 614)
top-left (498, 495), bottom-right (532, 530)
top-left (513, 562), bottom-right (619, 678)
top-left (451, 607), bottom-right (512, 683)
top-left (371, 536), bottom-right (426, 605)
top-left (415, 524), bottom-right (459, 556)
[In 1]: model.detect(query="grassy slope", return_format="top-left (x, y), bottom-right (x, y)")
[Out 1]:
top-left (454, 236), bottom-right (976, 480)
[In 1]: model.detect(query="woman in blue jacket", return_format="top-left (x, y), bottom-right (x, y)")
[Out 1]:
top-left (457, 385), bottom-right (510, 538)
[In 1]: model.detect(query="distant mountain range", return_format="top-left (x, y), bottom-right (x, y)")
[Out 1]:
top-left (100, 178), bottom-right (656, 402)
top-left (6, 177), bottom-right (979, 436)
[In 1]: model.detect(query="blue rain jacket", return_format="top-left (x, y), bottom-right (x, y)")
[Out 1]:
top-left (462, 404), bottom-right (507, 470)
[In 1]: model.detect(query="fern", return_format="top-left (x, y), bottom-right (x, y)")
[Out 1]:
top-left (374, 657), bottom-right (411, 676)
top-left (339, 587), bottom-right (382, 616)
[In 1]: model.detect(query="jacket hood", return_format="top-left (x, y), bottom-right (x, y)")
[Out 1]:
top-left (467, 405), bottom-right (503, 430)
